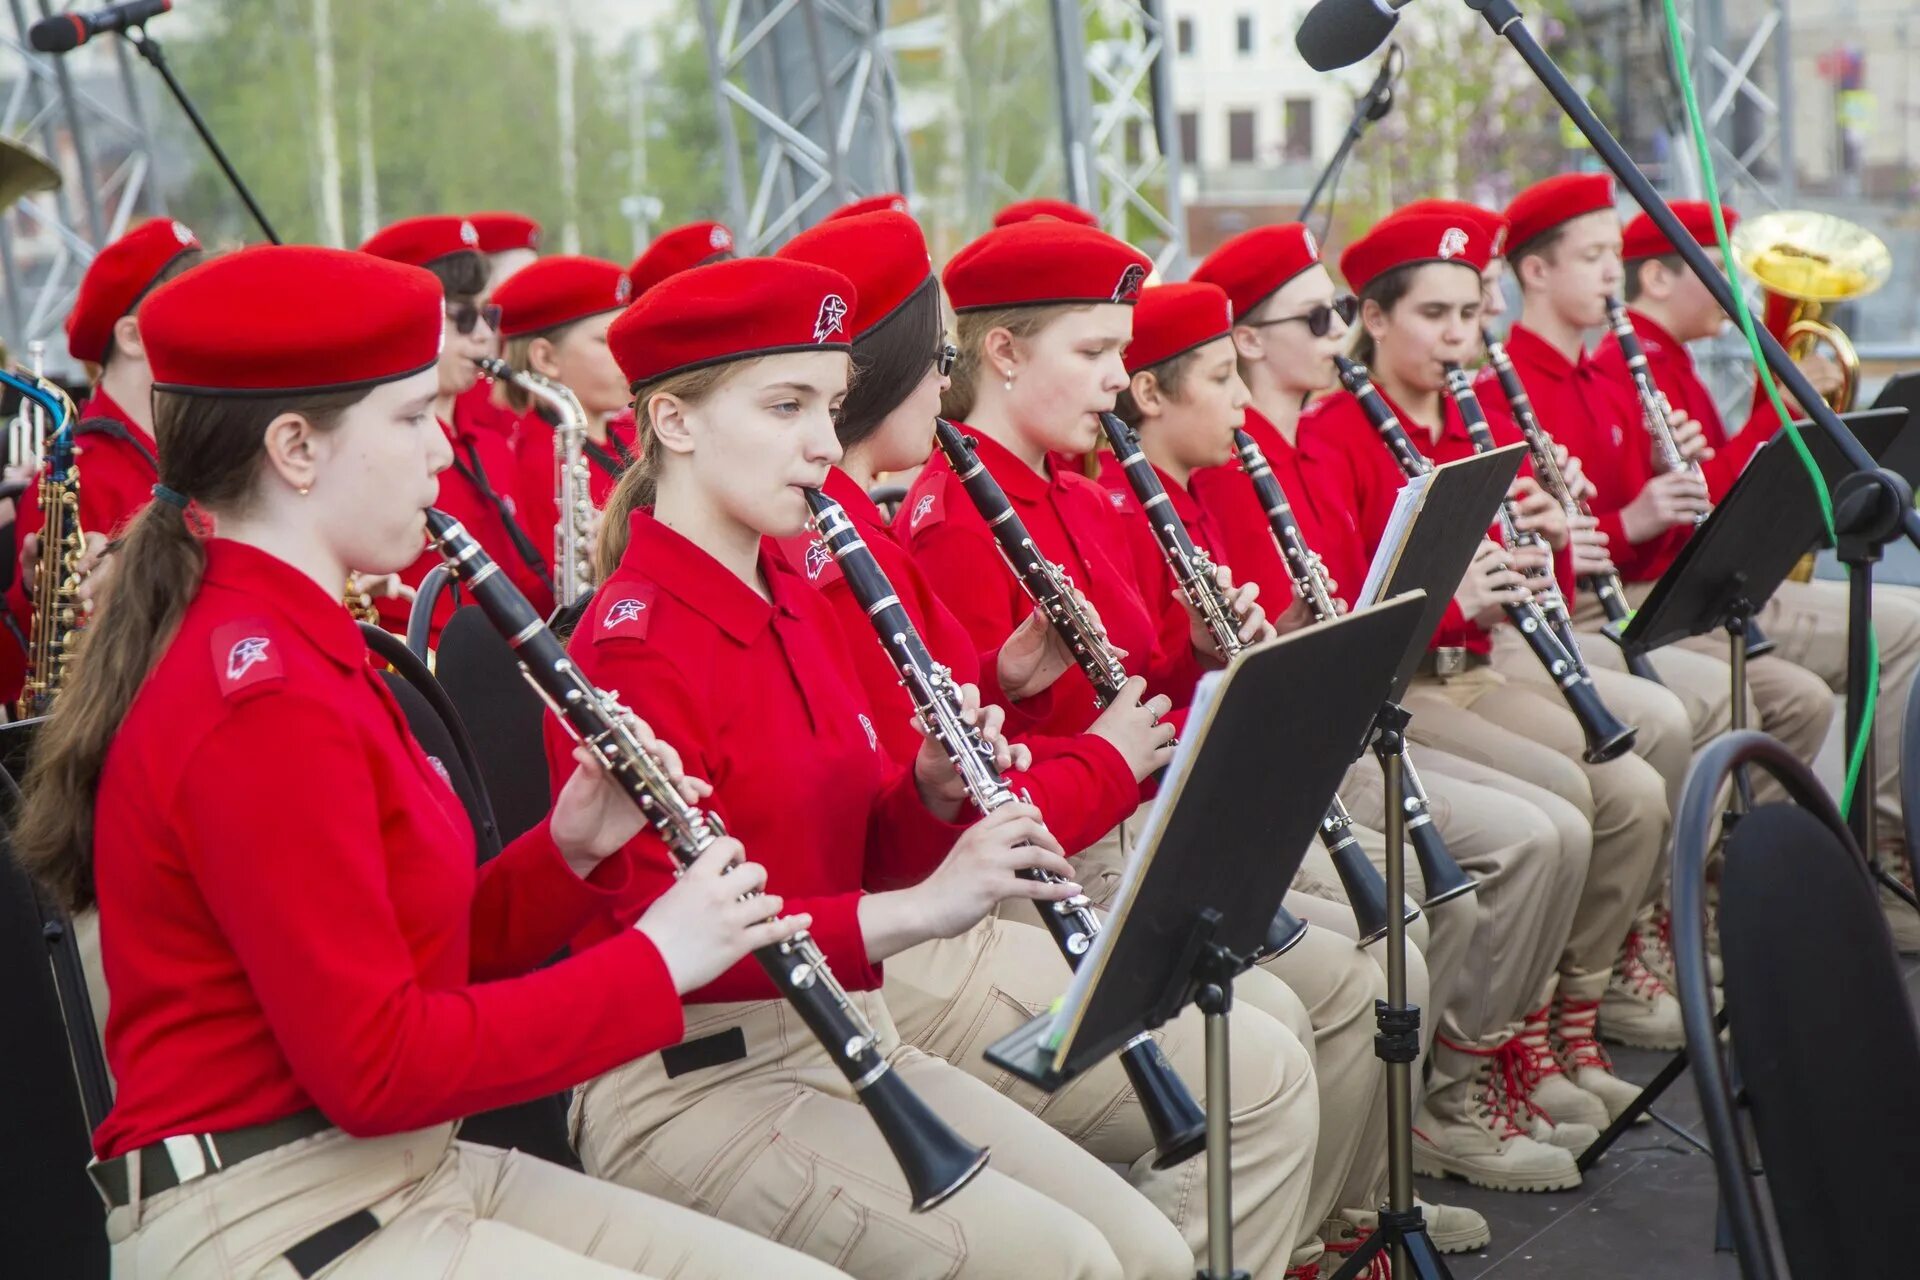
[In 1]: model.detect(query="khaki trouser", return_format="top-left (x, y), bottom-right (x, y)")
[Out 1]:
top-left (1342, 747), bottom-right (1589, 1047)
top-left (106, 1122), bottom-right (849, 1279)
top-left (1401, 663), bottom-right (1670, 1003)
top-left (575, 990), bottom-right (1242, 1280)
top-left (882, 913), bottom-right (1320, 1273)
top-left (1072, 808), bottom-right (1399, 1238)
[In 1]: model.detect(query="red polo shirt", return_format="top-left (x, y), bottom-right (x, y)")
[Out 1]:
top-left (94, 539), bottom-right (679, 1158)
top-left (549, 511), bottom-right (967, 1004)
top-left (1473, 324), bottom-right (1690, 582)
top-left (897, 427), bottom-right (1207, 736)
top-left (773, 466), bottom-right (1137, 856)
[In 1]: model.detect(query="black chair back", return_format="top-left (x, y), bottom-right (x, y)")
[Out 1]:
top-left (868, 482), bottom-right (908, 522)
top-left (433, 605), bottom-right (552, 847)
top-left (405, 563), bottom-right (454, 660)
top-left (1675, 730), bottom-right (1920, 1280)
top-left (0, 720), bottom-right (108, 1277)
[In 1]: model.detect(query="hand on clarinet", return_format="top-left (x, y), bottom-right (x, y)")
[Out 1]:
top-left (1568, 512), bottom-right (1616, 577)
top-left (1664, 408), bottom-right (1715, 466)
top-left (1620, 469), bottom-right (1711, 542)
top-left (551, 734), bottom-right (712, 877)
top-left (1556, 445), bottom-right (1597, 503)
top-left (1178, 564), bottom-right (1273, 660)
top-left (1455, 539), bottom-right (1531, 628)
top-left (898, 803), bottom-right (1080, 942)
top-left (1088, 675), bottom-right (1177, 782)
top-left (1510, 476), bottom-right (1570, 549)
top-left (635, 836), bottom-right (812, 993)
top-left (998, 590), bottom-right (1124, 701)
top-left (911, 682), bottom-right (1030, 818)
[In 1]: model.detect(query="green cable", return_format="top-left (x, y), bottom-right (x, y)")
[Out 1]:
top-left (1659, 0), bottom-right (1878, 816)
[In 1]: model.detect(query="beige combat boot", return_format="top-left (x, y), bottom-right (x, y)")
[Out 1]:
top-left (1411, 1041), bottom-right (1581, 1192)
top-left (1598, 929), bottom-right (1685, 1050)
top-left (1554, 995), bottom-right (1643, 1122)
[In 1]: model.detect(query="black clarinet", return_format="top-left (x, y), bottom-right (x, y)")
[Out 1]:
top-left (803, 488), bottom-right (1207, 1168)
top-left (1441, 362), bottom-right (1590, 671)
top-left (424, 508), bottom-right (988, 1212)
top-left (1098, 411), bottom-right (1419, 945)
top-left (1604, 299), bottom-right (1773, 656)
top-left (931, 418), bottom-right (1309, 957)
top-left (1232, 428), bottom-right (1476, 911)
top-left (1334, 357), bottom-right (1636, 764)
top-left (1482, 333), bottom-right (1662, 683)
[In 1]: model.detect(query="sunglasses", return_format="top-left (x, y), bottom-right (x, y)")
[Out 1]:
top-left (1247, 295), bottom-right (1358, 338)
top-left (447, 302), bottom-right (502, 336)
top-left (933, 342), bottom-right (957, 376)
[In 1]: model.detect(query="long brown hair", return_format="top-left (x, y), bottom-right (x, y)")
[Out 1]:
top-left (591, 362), bottom-right (743, 582)
top-left (941, 302), bottom-right (1080, 422)
top-left (16, 386), bottom-right (364, 912)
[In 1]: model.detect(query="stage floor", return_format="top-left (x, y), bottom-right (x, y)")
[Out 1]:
top-left (1416, 953), bottom-right (1920, 1277)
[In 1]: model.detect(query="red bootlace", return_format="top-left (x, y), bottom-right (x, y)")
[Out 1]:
top-left (1285, 1264), bottom-right (1321, 1279)
top-left (1320, 1226), bottom-right (1392, 1279)
top-left (1493, 1037), bottom-right (1554, 1127)
top-left (1617, 929), bottom-right (1670, 1000)
top-left (1437, 1035), bottom-right (1528, 1139)
top-left (1555, 997), bottom-right (1615, 1073)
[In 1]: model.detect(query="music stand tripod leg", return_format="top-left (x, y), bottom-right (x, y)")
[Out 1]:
top-left (1331, 702), bottom-right (1454, 1280)
top-left (1193, 944), bottom-right (1249, 1280)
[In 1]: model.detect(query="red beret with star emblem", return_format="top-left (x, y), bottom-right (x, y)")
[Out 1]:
top-left (1622, 200), bottom-right (1738, 261)
top-left (1396, 199), bottom-right (1511, 260)
top-left (1124, 283), bottom-right (1234, 375)
top-left (824, 192), bottom-right (910, 222)
top-left (359, 214), bottom-right (484, 268)
top-left (776, 211), bottom-right (933, 341)
top-left (468, 211), bottom-right (541, 254)
top-left (627, 221), bottom-right (736, 300)
top-left (607, 257), bottom-right (857, 389)
top-left (142, 245), bottom-right (444, 395)
top-left (1503, 174), bottom-right (1617, 256)
top-left (992, 198), bottom-right (1099, 229)
top-left (1189, 222), bottom-right (1322, 323)
top-left (66, 216), bottom-right (202, 364)
top-left (1340, 212), bottom-right (1493, 294)
top-left (490, 256), bottom-right (633, 338)
top-left (943, 220), bottom-right (1152, 313)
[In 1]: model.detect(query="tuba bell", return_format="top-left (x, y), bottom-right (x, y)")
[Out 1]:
top-left (1731, 209), bottom-right (1890, 412)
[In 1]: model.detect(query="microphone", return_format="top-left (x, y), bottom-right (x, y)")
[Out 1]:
top-left (1296, 0), bottom-right (1414, 73)
top-left (29, 0), bottom-right (171, 54)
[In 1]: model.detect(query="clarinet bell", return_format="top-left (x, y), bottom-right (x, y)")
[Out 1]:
top-left (1123, 1039), bottom-right (1209, 1169)
top-left (1570, 678), bottom-right (1638, 764)
top-left (860, 1066), bottom-right (991, 1211)
top-left (1410, 822), bottom-right (1477, 909)
top-left (1331, 838), bottom-right (1422, 946)
top-left (1262, 901), bottom-right (1309, 958)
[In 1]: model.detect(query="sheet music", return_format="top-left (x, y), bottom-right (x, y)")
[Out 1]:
top-left (1045, 667), bottom-right (1228, 1051)
top-left (1355, 472), bottom-right (1432, 610)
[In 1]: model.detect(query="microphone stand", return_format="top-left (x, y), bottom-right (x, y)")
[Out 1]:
top-left (121, 25), bottom-right (281, 244)
top-left (1459, 0), bottom-right (1918, 882)
top-left (1298, 44), bottom-right (1401, 226)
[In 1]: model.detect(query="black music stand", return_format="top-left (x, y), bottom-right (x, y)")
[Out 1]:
top-left (986, 596), bottom-right (1426, 1280)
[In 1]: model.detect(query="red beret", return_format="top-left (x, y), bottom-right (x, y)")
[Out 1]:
top-left (824, 193), bottom-right (910, 222)
top-left (775, 211), bottom-right (932, 341)
top-left (142, 246), bottom-right (443, 396)
top-left (1503, 174), bottom-right (1616, 254)
top-left (993, 198), bottom-right (1099, 229)
top-left (627, 221), bottom-right (735, 299)
top-left (1623, 200), bottom-right (1738, 261)
top-left (468, 211), bottom-right (541, 254)
top-left (608, 257), bottom-right (856, 389)
top-left (65, 216), bottom-right (201, 364)
top-left (1340, 212), bottom-right (1492, 295)
top-left (1396, 199), bottom-right (1510, 258)
top-left (1125, 283), bottom-right (1233, 375)
top-left (360, 214), bottom-right (484, 268)
top-left (943, 221), bottom-right (1151, 313)
top-left (1189, 223), bottom-right (1322, 322)
top-left (490, 256), bottom-right (632, 338)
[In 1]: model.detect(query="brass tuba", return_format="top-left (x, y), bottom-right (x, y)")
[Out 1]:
top-left (1731, 209), bottom-right (1890, 412)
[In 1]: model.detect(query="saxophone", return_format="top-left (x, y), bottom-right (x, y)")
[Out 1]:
top-left (5, 366), bottom-right (82, 718)
top-left (473, 356), bottom-right (594, 607)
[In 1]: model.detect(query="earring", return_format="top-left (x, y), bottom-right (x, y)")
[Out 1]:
top-left (1002, 369), bottom-right (1015, 392)
top-left (299, 485), bottom-right (311, 496)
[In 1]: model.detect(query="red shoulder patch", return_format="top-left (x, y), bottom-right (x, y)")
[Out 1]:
top-left (901, 483), bottom-right (944, 536)
top-left (210, 619), bottom-right (284, 700)
top-left (773, 533), bottom-right (845, 587)
top-left (593, 581), bottom-right (658, 643)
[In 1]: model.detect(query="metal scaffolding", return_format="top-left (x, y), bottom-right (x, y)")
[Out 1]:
top-left (696, 0), bottom-right (914, 252)
top-left (0, 0), bottom-right (162, 374)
